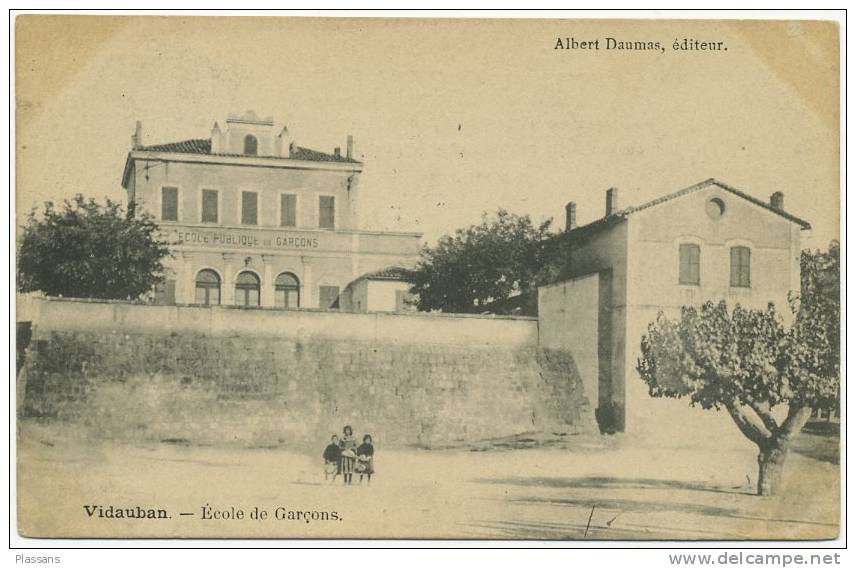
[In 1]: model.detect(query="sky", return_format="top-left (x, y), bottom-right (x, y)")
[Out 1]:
top-left (15, 16), bottom-right (840, 249)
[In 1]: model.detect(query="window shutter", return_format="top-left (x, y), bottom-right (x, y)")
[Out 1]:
top-left (679, 244), bottom-right (700, 285)
top-left (741, 247), bottom-right (751, 286)
top-left (730, 246), bottom-right (751, 287)
top-left (281, 194), bottom-right (297, 227)
top-left (242, 192), bottom-right (258, 225)
top-left (244, 135), bottom-right (258, 156)
top-left (202, 190), bottom-right (218, 223)
top-left (319, 196), bottom-right (335, 229)
top-left (319, 285), bottom-right (340, 310)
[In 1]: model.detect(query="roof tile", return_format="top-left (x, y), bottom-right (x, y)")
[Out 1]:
top-left (137, 138), bottom-right (360, 164)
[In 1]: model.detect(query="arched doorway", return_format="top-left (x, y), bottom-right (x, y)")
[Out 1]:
top-left (195, 269), bottom-right (221, 305)
top-left (235, 271), bottom-right (261, 307)
top-left (274, 272), bottom-right (300, 309)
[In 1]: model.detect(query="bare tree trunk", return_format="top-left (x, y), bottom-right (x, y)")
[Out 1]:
top-left (757, 443), bottom-right (789, 496)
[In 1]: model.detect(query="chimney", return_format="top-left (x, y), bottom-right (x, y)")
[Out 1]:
top-left (334, 147), bottom-right (341, 159)
top-left (770, 191), bottom-right (784, 211)
top-left (346, 135), bottom-right (354, 160)
top-left (210, 122), bottom-right (222, 153)
top-left (276, 126), bottom-right (291, 158)
top-left (565, 202), bottom-right (577, 232)
top-left (131, 120), bottom-right (143, 149)
top-left (605, 187), bottom-right (618, 216)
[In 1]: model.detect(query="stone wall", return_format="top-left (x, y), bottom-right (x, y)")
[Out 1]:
top-left (18, 298), bottom-right (595, 448)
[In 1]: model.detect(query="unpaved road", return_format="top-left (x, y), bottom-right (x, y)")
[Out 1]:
top-left (16, 426), bottom-right (839, 540)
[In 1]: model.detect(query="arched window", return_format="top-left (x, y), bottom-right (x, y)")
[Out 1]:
top-left (243, 134), bottom-right (258, 156)
top-left (235, 271), bottom-right (261, 307)
top-left (195, 269), bottom-right (221, 305)
top-left (275, 272), bottom-right (300, 309)
top-left (730, 246), bottom-right (751, 287)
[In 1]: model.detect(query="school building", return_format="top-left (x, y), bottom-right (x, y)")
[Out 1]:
top-left (121, 111), bottom-right (421, 311)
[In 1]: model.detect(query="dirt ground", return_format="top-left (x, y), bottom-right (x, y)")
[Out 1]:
top-left (16, 422), bottom-right (840, 541)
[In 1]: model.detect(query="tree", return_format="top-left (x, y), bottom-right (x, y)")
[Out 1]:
top-left (636, 242), bottom-right (839, 496)
top-left (794, 241), bottom-right (840, 412)
top-left (407, 209), bottom-right (552, 313)
top-left (18, 195), bottom-right (171, 300)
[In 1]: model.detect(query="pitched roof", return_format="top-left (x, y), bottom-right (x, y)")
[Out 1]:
top-left (136, 138), bottom-right (360, 164)
top-left (342, 266), bottom-right (412, 293)
top-left (357, 266), bottom-right (413, 282)
top-left (625, 178), bottom-right (811, 228)
top-left (555, 178), bottom-right (811, 246)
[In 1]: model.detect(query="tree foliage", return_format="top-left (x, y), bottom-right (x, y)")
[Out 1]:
top-left (18, 195), bottom-right (171, 300)
top-left (407, 209), bottom-right (553, 313)
top-left (790, 241), bottom-right (840, 409)
top-left (636, 242), bottom-right (840, 495)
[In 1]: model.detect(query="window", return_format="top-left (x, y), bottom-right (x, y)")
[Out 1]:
top-left (730, 246), bottom-right (751, 287)
top-left (241, 191), bottom-right (258, 225)
top-left (275, 272), bottom-right (300, 308)
top-left (706, 198), bottom-right (725, 220)
top-left (396, 290), bottom-right (415, 312)
top-left (319, 196), bottom-right (335, 229)
top-left (280, 194), bottom-right (297, 227)
top-left (319, 285), bottom-right (340, 310)
top-left (195, 270), bottom-right (221, 305)
top-left (161, 186), bottom-right (178, 221)
top-left (235, 271), bottom-right (261, 307)
top-left (244, 134), bottom-right (258, 156)
top-left (154, 279), bottom-right (176, 305)
top-left (201, 189), bottom-right (219, 223)
top-left (679, 243), bottom-right (701, 285)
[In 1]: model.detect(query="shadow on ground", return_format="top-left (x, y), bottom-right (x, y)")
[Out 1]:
top-left (474, 475), bottom-right (751, 495)
top-left (793, 421), bottom-right (840, 464)
top-left (468, 472), bottom-right (839, 539)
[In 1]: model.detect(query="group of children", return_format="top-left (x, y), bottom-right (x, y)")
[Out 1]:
top-left (323, 425), bottom-right (375, 485)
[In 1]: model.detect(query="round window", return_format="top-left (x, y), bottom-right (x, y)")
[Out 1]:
top-left (706, 198), bottom-right (725, 219)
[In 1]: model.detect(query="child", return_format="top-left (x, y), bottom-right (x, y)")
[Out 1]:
top-left (356, 434), bottom-right (375, 484)
top-left (339, 425), bottom-right (357, 485)
top-left (322, 434), bottom-right (341, 483)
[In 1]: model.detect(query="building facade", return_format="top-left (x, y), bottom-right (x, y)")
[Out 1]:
top-left (539, 179), bottom-right (810, 434)
top-left (121, 111), bottom-right (421, 310)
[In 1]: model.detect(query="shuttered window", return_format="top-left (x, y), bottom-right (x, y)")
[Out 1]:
top-left (319, 286), bottom-right (340, 310)
top-left (201, 189), bottom-right (218, 223)
top-left (280, 194), bottom-right (297, 227)
top-left (241, 191), bottom-right (258, 225)
top-left (319, 196), bottom-right (335, 229)
top-left (161, 186), bottom-right (178, 221)
top-left (730, 246), bottom-right (751, 287)
top-left (679, 244), bottom-right (700, 285)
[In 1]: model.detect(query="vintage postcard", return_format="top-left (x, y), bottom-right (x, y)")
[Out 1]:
top-left (13, 14), bottom-right (841, 540)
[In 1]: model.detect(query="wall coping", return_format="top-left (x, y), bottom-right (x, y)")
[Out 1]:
top-left (18, 295), bottom-right (538, 322)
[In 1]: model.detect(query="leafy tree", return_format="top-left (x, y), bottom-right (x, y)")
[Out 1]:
top-left (637, 242), bottom-right (839, 496)
top-left (18, 195), bottom-right (171, 300)
top-left (408, 209), bottom-right (552, 313)
top-left (794, 241), bottom-right (840, 411)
